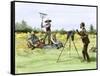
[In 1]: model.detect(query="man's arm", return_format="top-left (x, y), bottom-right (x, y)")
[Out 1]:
top-left (76, 29), bottom-right (81, 36)
top-left (42, 24), bottom-right (50, 28)
top-left (41, 22), bottom-right (43, 28)
top-left (76, 29), bottom-right (88, 39)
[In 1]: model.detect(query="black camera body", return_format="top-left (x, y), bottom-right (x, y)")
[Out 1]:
top-left (67, 30), bottom-right (75, 41)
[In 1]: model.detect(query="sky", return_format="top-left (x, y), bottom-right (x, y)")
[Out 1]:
top-left (15, 2), bottom-right (97, 31)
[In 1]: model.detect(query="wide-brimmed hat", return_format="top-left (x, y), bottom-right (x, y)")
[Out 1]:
top-left (45, 19), bottom-right (52, 23)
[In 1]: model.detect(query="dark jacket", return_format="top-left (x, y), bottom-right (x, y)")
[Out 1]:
top-left (77, 28), bottom-right (90, 44)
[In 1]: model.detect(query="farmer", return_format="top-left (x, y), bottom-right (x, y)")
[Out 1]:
top-left (76, 22), bottom-right (90, 62)
top-left (41, 19), bottom-right (51, 45)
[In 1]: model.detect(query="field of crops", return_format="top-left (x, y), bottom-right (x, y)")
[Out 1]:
top-left (15, 33), bottom-right (97, 74)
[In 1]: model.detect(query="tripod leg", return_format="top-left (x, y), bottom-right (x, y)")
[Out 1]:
top-left (68, 38), bottom-right (71, 57)
top-left (72, 41), bottom-right (80, 59)
top-left (68, 38), bottom-right (71, 56)
top-left (56, 39), bottom-right (68, 62)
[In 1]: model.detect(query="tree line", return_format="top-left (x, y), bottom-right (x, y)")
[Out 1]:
top-left (15, 20), bottom-right (97, 35)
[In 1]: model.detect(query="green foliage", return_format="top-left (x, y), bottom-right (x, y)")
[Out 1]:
top-left (15, 20), bottom-right (44, 33)
top-left (32, 27), bottom-right (42, 33)
top-left (15, 20), bottom-right (33, 32)
top-left (52, 29), bottom-right (66, 34)
top-left (59, 28), bottom-right (67, 34)
top-left (89, 24), bottom-right (97, 34)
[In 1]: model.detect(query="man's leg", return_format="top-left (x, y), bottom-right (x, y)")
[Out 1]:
top-left (84, 44), bottom-right (90, 62)
top-left (47, 31), bottom-right (51, 45)
top-left (43, 32), bottom-right (48, 44)
top-left (82, 50), bottom-right (86, 61)
top-left (82, 44), bottom-right (87, 61)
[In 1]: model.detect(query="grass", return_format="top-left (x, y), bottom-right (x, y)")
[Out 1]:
top-left (15, 33), bottom-right (97, 74)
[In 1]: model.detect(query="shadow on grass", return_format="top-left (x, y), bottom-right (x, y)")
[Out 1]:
top-left (90, 57), bottom-right (96, 62)
top-left (57, 56), bottom-right (96, 63)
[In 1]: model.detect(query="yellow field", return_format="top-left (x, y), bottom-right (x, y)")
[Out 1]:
top-left (15, 32), bottom-right (97, 74)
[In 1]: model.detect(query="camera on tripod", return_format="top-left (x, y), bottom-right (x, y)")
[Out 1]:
top-left (57, 30), bottom-right (80, 62)
top-left (67, 30), bottom-right (75, 41)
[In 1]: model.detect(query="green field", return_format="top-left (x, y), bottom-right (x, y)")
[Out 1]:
top-left (15, 33), bottom-right (97, 74)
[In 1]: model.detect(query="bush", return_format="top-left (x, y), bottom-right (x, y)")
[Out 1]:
top-left (15, 20), bottom-right (33, 33)
top-left (89, 24), bottom-right (96, 35)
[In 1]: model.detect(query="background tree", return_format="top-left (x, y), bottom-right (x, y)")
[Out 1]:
top-left (89, 24), bottom-right (96, 35)
top-left (15, 20), bottom-right (33, 32)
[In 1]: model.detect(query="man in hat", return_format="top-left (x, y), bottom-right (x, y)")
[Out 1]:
top-left (76, 22), bottom-right (90, 62)
top-left (41, 19), bottom-right (51, 45)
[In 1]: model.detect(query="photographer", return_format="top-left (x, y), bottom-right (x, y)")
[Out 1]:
top-left (76, 22), bottom-right (90, 62)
